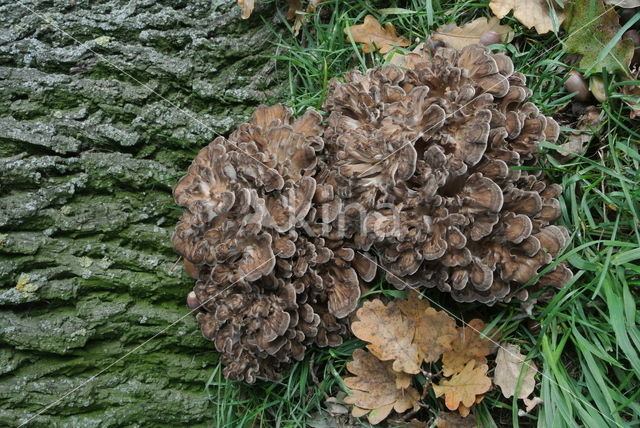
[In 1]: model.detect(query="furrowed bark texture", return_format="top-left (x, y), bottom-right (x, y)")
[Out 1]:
top-left (0, 0), bottom-right (283, 426)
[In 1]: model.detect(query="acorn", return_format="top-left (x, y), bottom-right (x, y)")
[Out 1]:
top-left (186, 291), bottom-right (201, 310)
top-left (589, 75), bottom-right (607, 103)
top-left (526, 318), bottom-right (541, 335)
top-left (565, 70), bottom-right (590, 102)
top-left (479, 31), bottom-right (501, 46)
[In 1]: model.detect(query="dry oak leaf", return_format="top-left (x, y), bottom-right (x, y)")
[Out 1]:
top-left (351, 299), bottom-right (421, 374)
top-left (431, 17), bottom-right (514, 50)
top-left (494, 343), bottom-right (537, 400)
top-left (433, 360), bottom-right (492, 411)
top-left (307, 0), bottom-right (328, 11)
top-left (436, 411), bottom-right (478, 428)
top-left (344, 349), bottom-right (420, 425)
top-left (457, 394), bottom-right (484, 417)
top-left (396, 290), bottom-right (431, 320)
top-left (345, 15), bottom-right (410, 54)
top-left (397, 292), bottom-right (457, 363)
top-left (522, 396), bottom-right (544, 413)
top-left (442, 319), bottom-right (496, 377)
top-left (489, 0), bottom-right (564, 34)
top-left (237, 0), bottom-right (254, 19)
top-left (286, 0), bottom-right (305, 35)
top-left (286, 0), bottom-right (303, 19)
top-left (554, 106), bottom-right (602, 160)
top-left (389, 42), bottom-right (428, 69)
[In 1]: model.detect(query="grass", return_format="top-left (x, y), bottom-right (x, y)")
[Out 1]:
top-left (205, 1), bottom-right (640, 426)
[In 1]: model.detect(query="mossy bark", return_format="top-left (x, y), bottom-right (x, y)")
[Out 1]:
top-left (0, 1), bottom-right (284, 426)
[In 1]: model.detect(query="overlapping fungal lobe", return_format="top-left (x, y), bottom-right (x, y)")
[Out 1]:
top-left (323, 44), bottom-right (571, 305)
top-left (172, 104), bottom-right (375, 382)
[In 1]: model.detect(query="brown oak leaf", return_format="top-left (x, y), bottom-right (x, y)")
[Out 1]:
top-left (415, 308), bottom-right (458, 363)
top-left (344, 15), bottom-right (410, 54)
top-left (344, 349), bottom-right (420, 425)
top-left (286, 0), bottom-right (303, 19)
top-left (489, 0), bottom-right (564, 34)
top-left (431, 17), bottom-right (514, 50)
top-left (351, 299), bottom-right (421, 374)
top-left (494, 343), bottom-right (537, 400)
top-left (306, 0), bottom-right (328, 11)
top-left (397, 292), bottom-right (457, 363)
top-left (396, 290), bottom-right (431, 319)
top-left (433, 361), bottom-right (492, 411)
top-left (442, 319), bottom-right (495, 377)
top-left (457, 395), bottom-right (483, 417)
top-left (286, 0), bottom-right (304, 35)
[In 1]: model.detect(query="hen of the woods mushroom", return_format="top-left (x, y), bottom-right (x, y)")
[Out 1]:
top-left (172, 44), bottom-right (571, 383)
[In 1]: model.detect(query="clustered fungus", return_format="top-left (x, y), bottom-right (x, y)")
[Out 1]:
top-left (323, 45), bottom-right (572, 305)
top-left (173, 44), bottom-right (571, 382)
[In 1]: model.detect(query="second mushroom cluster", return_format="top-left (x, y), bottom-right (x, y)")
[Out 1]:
top-left (172, 44), bottom-right (572, 383)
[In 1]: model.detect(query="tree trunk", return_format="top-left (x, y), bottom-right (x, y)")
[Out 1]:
top-left (0, 1), bottom-right (283, 425)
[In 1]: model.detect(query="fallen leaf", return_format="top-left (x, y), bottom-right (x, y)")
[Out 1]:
top-left (456, 393), bottom-right (484, 417)
top-left (457, 403), bottom-right (471, 417)
top-left (442, 319), bottom-right (495, 377)
top-left (489, 0), bottom-right (564, 34)
top-left (395, 292), bottom-right (457, 362)
top-left (554, 106), bottom-right (602, 159)
top-left (324, 392), bottom-right (349, 415)
top-left (436, 411), bottom-right (477, 427)
top-left (389, 43), bottom-right (428, 69)
top-left (522, 396), bottom-right (544, 413)
top-left (396, 290), bottom-right (431, 320)
top-left (415, 308), bottom-right (458, 363)
top-left (433, 361), bottom-right (492, 411)
top-left (306, 0), bottom-right (328, 11)
top-left (351, 299), bottom-right (421, 374)
top-left (563, 0), bottom-right (635, 76)
top-left (237, 0), bottom-right (254, 19)
top-left (431, 17), bottom-right (514, 50)
top-left (286, 0), bottom-right (304, 35)
top-left (621, 83), bottom-right (640, 118)
top-left (604, 0), bottom-right (640, 6)
top-left (494, 343), bottom-right (537, 400)
top-left (286, 0), bottom-right (303, 19)
top-left (344, 349), bottom-right (420, 425)
top-left (345, 15), bottom-right (410, 54)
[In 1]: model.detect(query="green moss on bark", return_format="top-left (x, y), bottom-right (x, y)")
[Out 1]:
top-left (0, 0), bottom-right (284, 425)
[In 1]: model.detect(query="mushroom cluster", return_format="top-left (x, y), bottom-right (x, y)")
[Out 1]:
top-left (172, 105), bottom-right (377, 382)
top-left (323, 44), bottom-right (572, 304)
top-left (173, 44), bottom-right (571, 382)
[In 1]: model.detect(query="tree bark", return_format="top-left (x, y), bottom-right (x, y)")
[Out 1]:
top-left (0, 0), bottom-right (283, 425)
